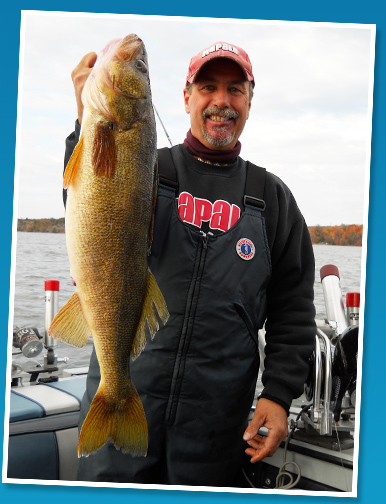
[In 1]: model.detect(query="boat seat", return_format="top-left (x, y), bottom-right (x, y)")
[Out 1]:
top-left (10, 376), bottom-right (86, 421)
top-left (7, 376), bottom-right (87, 481)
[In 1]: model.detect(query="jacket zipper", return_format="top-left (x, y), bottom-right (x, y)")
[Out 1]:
top-left (165, 231), bottom-right (209, 424)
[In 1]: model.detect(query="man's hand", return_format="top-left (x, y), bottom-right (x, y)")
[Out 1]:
top-left (243, 398), bottom-right (288, 463)
top-left (71, 52), bottom-right (98, 124)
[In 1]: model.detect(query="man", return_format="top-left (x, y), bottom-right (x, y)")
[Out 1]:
top-left (65, 41), bottom-right (316, 486)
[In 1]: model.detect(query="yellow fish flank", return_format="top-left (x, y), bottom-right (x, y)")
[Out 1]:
top-left (49, 34), bottom-right (169, 458)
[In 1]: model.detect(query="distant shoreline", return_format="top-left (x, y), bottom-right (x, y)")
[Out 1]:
top-left (17, 218), bottom-right (65, 234)
top-left (17, 219), bottom-right (363, 246)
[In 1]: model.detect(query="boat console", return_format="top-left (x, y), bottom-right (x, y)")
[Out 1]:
top-left (243, 264), bottom-right (359, 492)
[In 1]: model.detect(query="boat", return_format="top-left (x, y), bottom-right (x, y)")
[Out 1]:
top-left (4, 264), bottom-right (360, 493)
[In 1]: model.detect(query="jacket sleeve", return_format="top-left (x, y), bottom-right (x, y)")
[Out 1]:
top-left (259, 176), bottom-right (316, 413)
top-left (63, 120), bottom-right (81, 207)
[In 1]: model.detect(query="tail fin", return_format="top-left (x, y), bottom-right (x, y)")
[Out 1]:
top-left (131, 268), bottom-right (170, 360)
top-left (78, 380), bottom-right (148, 458)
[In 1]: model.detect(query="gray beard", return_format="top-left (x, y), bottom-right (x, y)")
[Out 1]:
top-left (202, 127), bottom-right (236, 147)
top-left (201, 107), bottom-right (238, 147)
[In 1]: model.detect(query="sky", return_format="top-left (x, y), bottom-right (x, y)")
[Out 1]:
top-left (15, 11), bottom-right (375, 227)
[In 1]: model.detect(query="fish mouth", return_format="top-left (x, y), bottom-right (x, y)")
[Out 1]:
top-left (114, 88), bottom-right (146, 100)
top-left (115, 34), bottom-right (143, 61)
top-left (122, 33), bottom-right (142, 46)
top-left (106, 34), bottom-right (147, 99)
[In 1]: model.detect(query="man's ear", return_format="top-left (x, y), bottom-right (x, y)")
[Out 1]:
top-left (247, 99), bottom-right (252, 120)
top-left (183, 88), bottom-right (191, 114)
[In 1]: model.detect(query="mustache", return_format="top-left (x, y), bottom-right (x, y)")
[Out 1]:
top-left (202, 107), bottom-right (239, 121)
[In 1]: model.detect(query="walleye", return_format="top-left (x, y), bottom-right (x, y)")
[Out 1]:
top-left (49, 34), bottom-right (169, 458)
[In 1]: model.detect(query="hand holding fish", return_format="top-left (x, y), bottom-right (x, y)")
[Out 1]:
top-left (71, 51), bottom-right (98, 124)
top-left (243, 398), bottom-right (288, 462)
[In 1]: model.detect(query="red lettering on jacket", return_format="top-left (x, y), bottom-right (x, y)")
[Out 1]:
top-left (211, 200), bottom-right (231, 232)
top-left (229, 204), bottom-right (241, 228)
top-left (194, 198), bottom-right (212, 227)
top-left (177, 192), bottom-right (241, 232)
top-left (178, 192), bottom-right (194, 223)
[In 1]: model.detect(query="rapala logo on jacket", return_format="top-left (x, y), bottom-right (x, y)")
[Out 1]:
top-left (177, 191), bottom-right (240, 232)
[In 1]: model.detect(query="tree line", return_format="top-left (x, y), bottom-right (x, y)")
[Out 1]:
top-left (17, 218), bottom-right (65, 234)
top-left (17, 218), bottom-right (363, 246)
top-left (308, 224), bottom-right (362, 246)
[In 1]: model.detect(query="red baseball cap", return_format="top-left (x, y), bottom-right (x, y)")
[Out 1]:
top-left (186, 41), bottom-right (255, 86)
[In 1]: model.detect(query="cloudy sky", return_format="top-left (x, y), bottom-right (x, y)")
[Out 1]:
top-left (15, 11), bottom-right (375, 227)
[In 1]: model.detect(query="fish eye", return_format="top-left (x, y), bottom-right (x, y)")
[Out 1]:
top-left (135, 59), bottom-right (147, 73)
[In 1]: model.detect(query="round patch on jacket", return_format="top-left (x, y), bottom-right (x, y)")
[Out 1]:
top-left (236, 238), bottom-right (255, 260)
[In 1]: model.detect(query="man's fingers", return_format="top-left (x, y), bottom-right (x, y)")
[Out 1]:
top-left (83, 51), bottom-right (98, 67)
top-left (243, 411), bottom-right (264, 441)
top-left (245, 434), bottom-right (279, 463)
top-left (246, 435), bottom-right (265, 449)
top-left (71, 52), bottom-right (98, 124)
top-left (71, 52), bottom-right (98, 77)
top-left (243, 399), bottom-right (289, 463)
top-left (71, 52), bottom-right (97, 87)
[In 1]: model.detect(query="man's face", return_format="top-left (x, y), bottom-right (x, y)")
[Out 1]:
top-left (184, 58), bottom-right (252, 150)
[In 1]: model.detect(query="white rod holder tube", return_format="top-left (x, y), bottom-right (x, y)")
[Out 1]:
top-left (44, 280), bottom-right (59, 349)
top-left (320, 264), bottom-right (348, 337)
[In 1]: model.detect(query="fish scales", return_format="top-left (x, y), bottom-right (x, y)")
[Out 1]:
top-left (49, 34), bottom-right (169, 458)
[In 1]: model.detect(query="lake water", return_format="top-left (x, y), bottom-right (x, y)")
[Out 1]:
top-left (9, 232), bottom-right (363, 373)
top-left (313, 243), bottom-right (363, 319)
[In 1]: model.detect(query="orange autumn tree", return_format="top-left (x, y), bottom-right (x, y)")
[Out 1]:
top-left (308, 225), bottom-right (362, 246)
top-left (16, 219), bottom-right (363, 245)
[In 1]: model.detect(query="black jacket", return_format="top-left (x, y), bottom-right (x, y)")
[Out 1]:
top-left (65, 124), bottom-right (316, 485)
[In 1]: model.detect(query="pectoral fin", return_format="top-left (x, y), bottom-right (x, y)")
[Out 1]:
top-left (49, 292), bottom-right (90, 348)
top-left (131, 269), bottom-right (169, 360)
top-left (63, 135), bottom-right (84, 188)
top-left (92, 121), bottom-right (117, 178)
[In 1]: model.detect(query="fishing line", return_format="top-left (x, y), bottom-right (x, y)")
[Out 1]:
top-left (154, 105), bottom-right (173, 147)
top-left (333, 422), bottom-right (351, 492)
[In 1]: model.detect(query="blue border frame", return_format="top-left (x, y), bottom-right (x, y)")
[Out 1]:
top-left (1, 2), bottom-right (384, 503)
